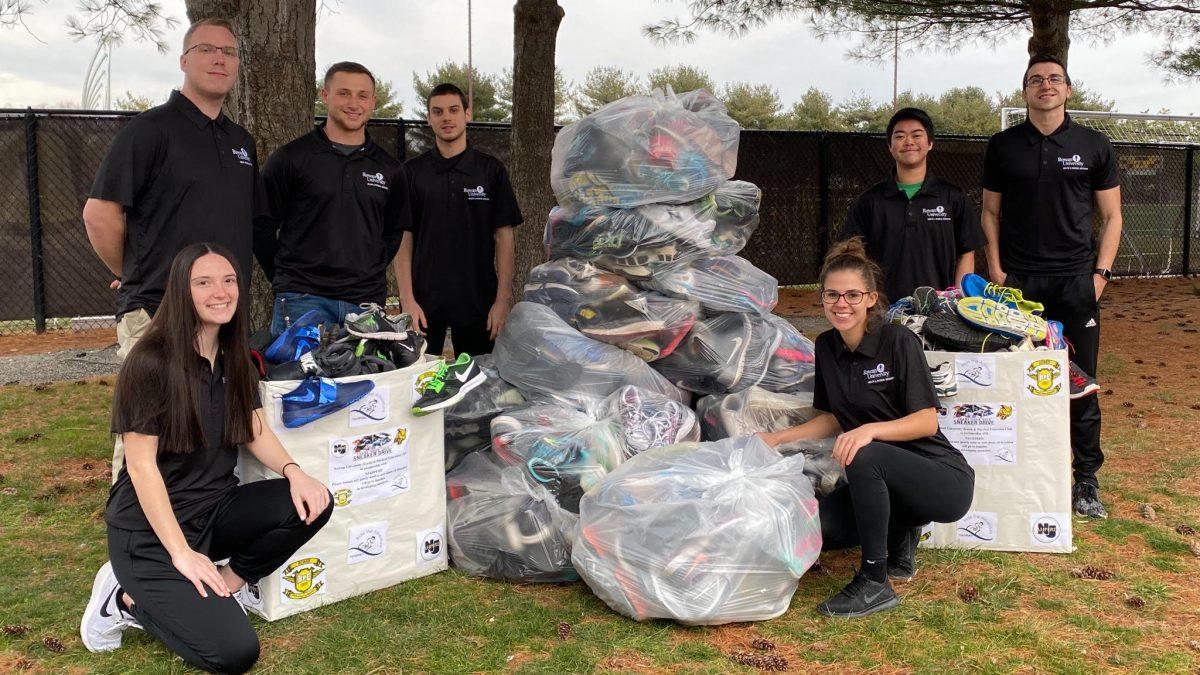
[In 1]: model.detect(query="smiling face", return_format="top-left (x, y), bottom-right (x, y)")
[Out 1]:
top-left (1022, 61), bottom-right (1072, 113)
top-left (322, 71), bottom-right (376, 133)
top-left (427, 93), bottom-right (471, 143)
top-left (889, 118), bottom-right (932, 170)
top-left (180, 24), bottom-right (238, 99)
top-left (190, 252), bottom-right (238, 328)
top-left (821, 268), bottom-right (877, 334)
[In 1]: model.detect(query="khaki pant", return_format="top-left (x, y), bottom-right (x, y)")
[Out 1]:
top-left (112, 309), bottom-right (152, 482)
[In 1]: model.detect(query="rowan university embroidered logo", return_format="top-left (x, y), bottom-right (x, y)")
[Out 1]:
top-left (231, 147), bottom-right (252, 166)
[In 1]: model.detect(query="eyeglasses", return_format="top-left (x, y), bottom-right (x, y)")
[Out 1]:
top-left (821, 289), bottom-right (869, 305)
top-left (1024, 74), bottom-right (1066, 88)
top-left (184, 43), bottom-right (240, 59)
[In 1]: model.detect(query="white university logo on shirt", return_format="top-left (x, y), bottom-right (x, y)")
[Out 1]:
top-left (363, 172), bottom-right (388, 190)
top-left (463, 185), bottom-right (489, 201)
top-left (231, 147), bottom-right (252, 166)
top-left (863, 362), bottom-right (894, 384)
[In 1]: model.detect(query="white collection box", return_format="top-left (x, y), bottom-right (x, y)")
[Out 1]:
top-left (238, 361), bottom-right (448, 621)
top-left (921, 349), bottom-right (1074, 553)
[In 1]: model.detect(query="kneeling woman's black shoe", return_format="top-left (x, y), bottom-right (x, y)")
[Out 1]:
top-left (816, 573), bottom-right (899, 618)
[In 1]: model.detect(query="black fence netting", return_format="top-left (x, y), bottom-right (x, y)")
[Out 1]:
top-left (1, 110), bottom-right (1196, 335)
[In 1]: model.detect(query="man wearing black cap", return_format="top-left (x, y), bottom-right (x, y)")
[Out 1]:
top-left (981, 55), bottom-right (1123, 519)
top-left (840, 107), bottom-right (985, 303)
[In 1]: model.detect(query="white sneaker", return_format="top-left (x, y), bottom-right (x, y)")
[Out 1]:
top-left (930, 361), bottom-right (958, 398)
top-left (80, 561), bottom-right (139, 653)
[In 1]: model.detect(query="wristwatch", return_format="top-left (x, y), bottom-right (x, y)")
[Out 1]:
top-left (1094, 268), bottom-right (1113, 281)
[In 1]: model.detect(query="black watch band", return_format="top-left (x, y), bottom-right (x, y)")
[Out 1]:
top-left (1094, 268), bottom-right (1112, 281)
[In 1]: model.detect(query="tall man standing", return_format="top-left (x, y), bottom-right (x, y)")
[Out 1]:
top-left (981, 55), bottom-right (1123, 519)
top-left (398, 83), bottom-right (523, 357)
top-left (83, 18), bottom-right (262, 481)
top-left (254, 61), bottom-right (411, 334)
top-left (841, 107), bottom-right (985, 302)
top-left (84, 18), bottom-right (260, 358)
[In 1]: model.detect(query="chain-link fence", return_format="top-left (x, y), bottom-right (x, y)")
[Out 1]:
top-left (2, 109), bottom-right (1196, 335)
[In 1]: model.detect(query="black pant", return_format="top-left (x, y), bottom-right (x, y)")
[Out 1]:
top-left (425, 315), bottom-right (494, 359)
top-left (820, 442), bottom-right (974, 562)
top-left (108, 479), bottom-right (333, 674)
top-left (1006, 272), bottom-right (1103, 486)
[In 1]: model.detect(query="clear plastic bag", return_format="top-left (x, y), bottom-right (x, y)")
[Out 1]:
top-left (489, 386), bottom-right (699, 512)
top-left (446, 453), bottom-right (579, 582)
top-left (544, 181), bottom-right (761, 280)
top-left (493, 302), bottom-right (689, 413)
top-left (523, 259), bottom-right (701, 361)
top-left (571, 436), bottom-right (822, 625)
top-left (652, 313), bottom-right (816, 395)
top-left (444, 354), bottom-right (526, 472)
top-left (642, 255), bottom-right (778, 316)
top-left (551, 88), bottom-right (740, 208)
top-left (776, 438), bottom-right (846, 499)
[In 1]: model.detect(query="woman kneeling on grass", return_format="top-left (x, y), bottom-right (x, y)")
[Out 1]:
top-left (81, 243), bottom-right (333, 673)
top-left (759, 238), bottom-right (974, 618)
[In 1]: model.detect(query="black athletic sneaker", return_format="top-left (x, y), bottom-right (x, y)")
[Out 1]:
top-left (1073, 482), bottom-right (1108, 519)
top-left (412, 353), bottom-right (487, 416)
top-left (887, 526), bottom-right (922, 582)
top-left (816, 572), bottom-right (899, 618)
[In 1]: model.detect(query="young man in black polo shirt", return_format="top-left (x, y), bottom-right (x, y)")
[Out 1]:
top-left (398, 83), bottom-right (523, 357)
top-left (841, 107), bottom-right (985, 302)
top-left (84, 18), bottom-right (261, 360)
top-left (83, 18), bottom-right (262, 481)
top-left (254, 61), bottom-right (411, 335)
top-left (981, 55), bottom-right (1123, 519)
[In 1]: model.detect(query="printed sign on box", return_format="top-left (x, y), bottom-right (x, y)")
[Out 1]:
top-left (937, 402), bottom-right (1018, 466)
top-left (348, 386), bottom-right (391, 429)
top-left (955, 354), bottom-right (996, 389)
top-left (348, 522), bottom-right (389, 565)
top-left (328, 427), bottom-right (411, 508)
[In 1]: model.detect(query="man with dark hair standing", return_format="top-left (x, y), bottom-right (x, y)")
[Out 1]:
top-left (254, 61), bottom-right (411, 334)
top-left (83, 18), bottom-right (262, 480)
top-left (841, 107), bottom-right (985, 302)
top-left (398, 83), bottom-right (523, 357)
top-left (84, 18), bottom-right (260, 358)
top-left (981, 55), bottom-right (1123, 519)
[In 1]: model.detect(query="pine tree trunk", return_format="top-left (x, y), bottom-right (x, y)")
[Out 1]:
top-left (509, 0), bottom-right (564, 296)
top-left (1027, 0), bottom-right (1072, 67)
top-left (185, 0), bottom-right (316, 329)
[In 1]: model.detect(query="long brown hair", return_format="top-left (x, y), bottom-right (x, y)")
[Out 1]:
top-left (112, 243), bottom-right (259, 454)
top-left (819, 237), bottom-right (888, 327)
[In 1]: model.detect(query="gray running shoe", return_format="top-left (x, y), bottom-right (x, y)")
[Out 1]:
top-left (1072, 482), bottom-right (1108, 519)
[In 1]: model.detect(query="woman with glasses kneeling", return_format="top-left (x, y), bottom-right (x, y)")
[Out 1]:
top-left (758, 238), bottom-right (974, 618)
top-left (81, 243), bottom-right (333, 673)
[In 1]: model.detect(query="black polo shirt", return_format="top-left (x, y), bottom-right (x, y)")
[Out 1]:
top-left (405, 146), bottom-right (523, 324)
top-left (982, 114), bottom-right (1120, 275)
top-left (840, 173), bottom-right (984, 301)
top-left (90, 90), bottom-right (264, 318)
top-left (255, 125), bottom-right (411, 304)
top-left (106, 349), bottom-right (260, 531)
top-left (813, 322), bottom-right (970, 472)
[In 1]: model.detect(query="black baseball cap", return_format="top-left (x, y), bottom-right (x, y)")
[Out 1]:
top-left (886, 107), bottom-right (934, 139)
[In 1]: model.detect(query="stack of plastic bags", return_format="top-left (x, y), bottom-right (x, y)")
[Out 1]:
top-left (443, 355), bottom-right (525, 472)
top-left (571, 436), bottom-right (822, 625)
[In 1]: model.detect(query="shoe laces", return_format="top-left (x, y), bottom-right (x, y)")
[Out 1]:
top-left (983, 282), bottom-right (1023, 306)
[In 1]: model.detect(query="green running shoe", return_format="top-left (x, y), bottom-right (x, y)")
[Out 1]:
top-left (411, 353), bottom-right (487, 416)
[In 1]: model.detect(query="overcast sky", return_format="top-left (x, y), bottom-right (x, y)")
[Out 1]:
top-left (2, 0), bottom-right (1196, 120)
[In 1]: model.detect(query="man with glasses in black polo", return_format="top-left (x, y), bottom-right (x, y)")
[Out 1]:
top-left (981, 55), bottom-right (1123, 519)
top-left (841, 107), bottom-right (985, 302)
top-left (83, 18), bottom-right (262, 478)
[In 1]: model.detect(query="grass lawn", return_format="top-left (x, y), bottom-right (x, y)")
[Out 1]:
top-left (2, 279), bottom-right (1200, 673)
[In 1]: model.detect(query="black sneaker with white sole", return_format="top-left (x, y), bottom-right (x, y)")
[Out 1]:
top-left (80, 561), bottom-right (140, 652)
top-left (412, 353), bottom-right (487, 416)
top-left (816, 573), bottom-right (900, 618)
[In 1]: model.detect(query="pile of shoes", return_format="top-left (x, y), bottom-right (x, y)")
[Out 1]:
top-left (257, 304), bottom-right (431, 429)
top-left (571, 436), bottom-right (822, 625)
top-left (443, 355), bottom-right (526, 472)
top-left (890, 274), bottom-right (1099, 400)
